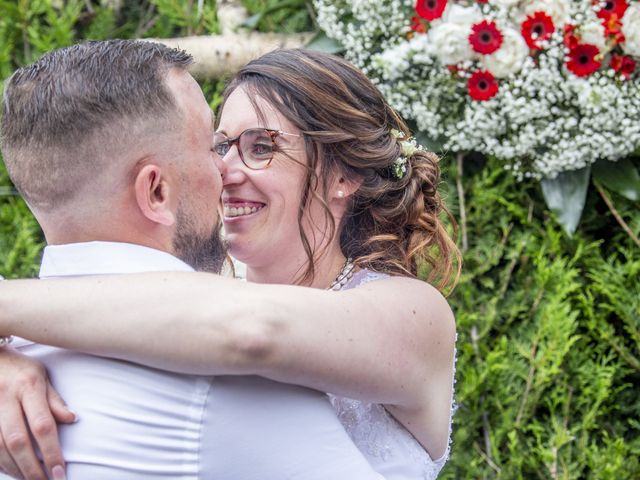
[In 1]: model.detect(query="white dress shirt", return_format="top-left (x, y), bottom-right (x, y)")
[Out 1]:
top-left (12, 241), bottom-right (382, 480)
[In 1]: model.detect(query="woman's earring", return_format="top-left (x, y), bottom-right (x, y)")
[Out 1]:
top-left (337, 190), bottom-right (345, 198)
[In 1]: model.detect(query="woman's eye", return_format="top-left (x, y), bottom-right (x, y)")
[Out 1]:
top-left (214, 143), bottom-right (230, 156)
top-left (252, 143), bottom-right (272, 155)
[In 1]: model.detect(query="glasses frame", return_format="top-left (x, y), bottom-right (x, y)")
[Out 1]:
top-left (213, 128), bottom-right (301, 170)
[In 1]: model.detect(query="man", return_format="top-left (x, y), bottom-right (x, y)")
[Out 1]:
top-left (0, 40), bottom-right (382, 479)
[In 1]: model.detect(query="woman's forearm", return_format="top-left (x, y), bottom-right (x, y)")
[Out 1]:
top-left (0, 273), bottom-right (281, 375)
top-left (0, 272), bottom-right (454, 407)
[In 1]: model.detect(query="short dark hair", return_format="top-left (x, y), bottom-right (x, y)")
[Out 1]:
top-left (0, 39), bottom-right (193, 210)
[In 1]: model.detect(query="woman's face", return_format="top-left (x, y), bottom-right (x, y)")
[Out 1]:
top-left (216, 86), bottom-right (319, 269)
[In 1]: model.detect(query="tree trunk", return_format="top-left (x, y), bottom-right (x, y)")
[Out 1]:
top-left (145, 0), bottom-right (313, 79)
top-left (151, 32), bottom-right (313, 79)
top-left (150, 33), bottom-right (313, 79)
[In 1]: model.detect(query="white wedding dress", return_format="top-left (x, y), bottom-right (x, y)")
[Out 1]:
top-left (328, 269), bottom-right (456, 479)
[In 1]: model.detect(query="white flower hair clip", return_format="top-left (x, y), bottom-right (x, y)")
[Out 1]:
top-left (390, 129), bottom-right (421, 179)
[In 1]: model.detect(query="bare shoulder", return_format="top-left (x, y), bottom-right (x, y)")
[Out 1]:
top-left (350, 275), bottom-right (455, 325)
top-left (343, 275), bottom-right (456, 352)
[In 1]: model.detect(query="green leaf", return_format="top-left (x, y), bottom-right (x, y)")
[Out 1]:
top-left (0, 187), bottom-right (18, 196)
top-left (305, 31), bottom-right (344, 54)
top-left (541, 167), bottom-right (591, 236)
top-left (406, 120), bottom-right (446, 153)
top-left (240, 12), bottom-right (263, 30)
top-left (592, 158), bottom-right (640, 202)
top-left (413, 129), bottom-right (446, 154)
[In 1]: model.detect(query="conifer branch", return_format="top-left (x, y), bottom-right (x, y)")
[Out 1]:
top-left (456, 152), bottom-right (468, 252)
top-left (594, 181), bottom-right (640, 248)
top-left (473, 442), bottom-right (501, 473)
top-left (516, 338), bottom-right (538, 426)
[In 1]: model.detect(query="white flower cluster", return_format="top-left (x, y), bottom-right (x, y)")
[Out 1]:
top-left (315, 0), bottom-right (414, 74)
top-left (314, 0), bottom-right (640, 179)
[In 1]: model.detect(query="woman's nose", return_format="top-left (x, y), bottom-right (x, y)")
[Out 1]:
top-left (220, 145), bottom-right (246, 186)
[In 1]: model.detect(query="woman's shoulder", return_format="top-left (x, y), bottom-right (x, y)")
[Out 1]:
top-left (345, 269), bottom-right (456, 365)
top-left (345, 269), bottom-right (452, 312)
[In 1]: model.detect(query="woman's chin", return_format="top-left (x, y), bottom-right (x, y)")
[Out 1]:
top-left (225, 240), bottom-right (255, 267)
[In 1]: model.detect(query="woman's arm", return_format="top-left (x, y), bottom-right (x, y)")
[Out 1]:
top-left (0, 271), bottom-right (455, 457)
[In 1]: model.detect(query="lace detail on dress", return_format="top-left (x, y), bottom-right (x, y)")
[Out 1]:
top-left (329, 269), bottom-right (455, 479)
top-left (341, 269), bottom-right (389, 289)
top-left (327, 395), bottom-right (450, 480)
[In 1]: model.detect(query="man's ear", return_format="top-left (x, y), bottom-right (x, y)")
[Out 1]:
top-left (134, 164), bottom-right (176, 226)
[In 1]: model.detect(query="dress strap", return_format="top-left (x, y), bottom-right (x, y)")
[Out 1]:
top-left (339, 269), bottom-right (390, 291)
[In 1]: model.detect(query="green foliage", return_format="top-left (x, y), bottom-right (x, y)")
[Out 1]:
top-left (441, 154), bottom-right (640, 479)
top-left (240, 0), bottom-right (314, 33)
top-left (592, 157), bottom-right (640, 203)
top-left (144, 0), bottom-right (219, 37)
top-left (0, 196), bottom-right (43, 279)
top-left (538, 157), bottom-right (640, 236)
top-left (541, 166), bottom-right (591, 236)
top-left (201, 76), bottom-right (227, 112)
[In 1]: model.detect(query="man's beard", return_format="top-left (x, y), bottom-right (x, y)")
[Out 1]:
top-left (172, 206), bottom-right (227, 274)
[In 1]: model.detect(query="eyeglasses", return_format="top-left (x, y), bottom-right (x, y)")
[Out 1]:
top-left (212, 128), bottom-right (301, 170)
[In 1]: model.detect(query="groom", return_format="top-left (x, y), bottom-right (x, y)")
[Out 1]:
top-left (0, 40), bottom-right (380, 479)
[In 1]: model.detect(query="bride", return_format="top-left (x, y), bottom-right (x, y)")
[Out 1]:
top-left (0, 48), bottom-right (460, 479)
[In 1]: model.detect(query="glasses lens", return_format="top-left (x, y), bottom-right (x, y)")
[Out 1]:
top-left (239, 129), bottom-right (274, 169)
top-left (212, 133), bottom-right (230, 158)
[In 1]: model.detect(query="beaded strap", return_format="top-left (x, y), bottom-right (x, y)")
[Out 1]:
top-left (328, 258), bottom-right (355, 291)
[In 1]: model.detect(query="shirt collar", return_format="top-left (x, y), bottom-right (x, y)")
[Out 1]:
top-left (39, 241), bottom-right (194, 278)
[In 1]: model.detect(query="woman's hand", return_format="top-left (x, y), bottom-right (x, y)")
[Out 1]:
top-left (0, 348), bottom-right (75, 480)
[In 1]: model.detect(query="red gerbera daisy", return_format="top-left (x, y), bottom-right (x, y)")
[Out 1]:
top-left (415, 0), bottom-right (447, 21)
top-left (563, 24), bottom-right (579, 49)
top-left (610, 54), bottom-right (636, 79)
top-left (410, 15), bottom-right (427, 34)
top-left (602, 14), bottom-right (625, 44)
top-left (476, 0), bottom-right (489, 3)
top-left (593, 0), bottom-right (628, 20)
top-left (521, 11), bottom-right (555, 50)
top-left (469, 20), bottom-right (503, 54)
top-left (566, 44), bottom-right (602, 77)
top-left (468, 70), bottom-right (499, 101)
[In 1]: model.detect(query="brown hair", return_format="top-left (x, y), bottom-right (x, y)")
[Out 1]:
top-left (219, 49), bottom-right (460, 291)
top-left (0, 40), bottom-right (193, 211)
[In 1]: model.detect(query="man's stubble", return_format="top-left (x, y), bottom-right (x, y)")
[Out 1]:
top-left (172, 201), bottom-right (227, 274)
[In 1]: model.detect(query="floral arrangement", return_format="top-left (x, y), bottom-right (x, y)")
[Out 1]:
top-left (313, 0), bottom-right (640, 181)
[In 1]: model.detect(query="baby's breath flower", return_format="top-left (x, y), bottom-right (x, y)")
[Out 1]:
top-left (314, 0), bottom-right (640, 180)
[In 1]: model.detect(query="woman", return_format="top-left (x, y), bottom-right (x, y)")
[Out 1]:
top-left (0, 49), bottom-right (460, 479)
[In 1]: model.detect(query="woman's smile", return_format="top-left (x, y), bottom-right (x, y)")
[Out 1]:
top-left (223, 199), bottom-right (266, 219)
